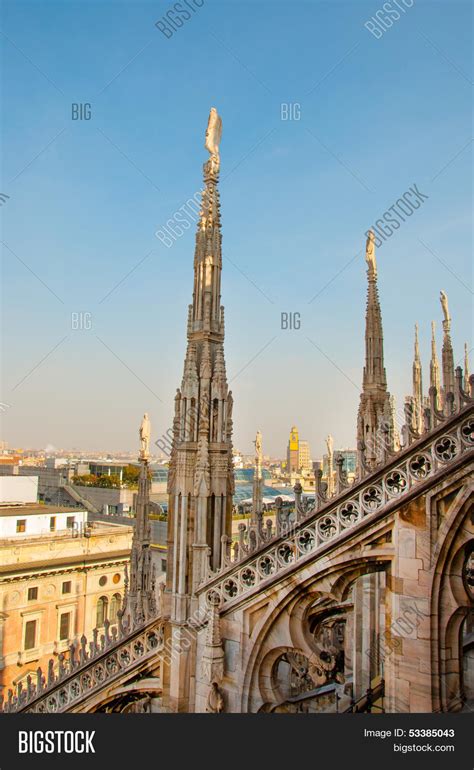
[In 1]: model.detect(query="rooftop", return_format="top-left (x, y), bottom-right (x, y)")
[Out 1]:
top-left (0, 503), bottom-right (82, 517)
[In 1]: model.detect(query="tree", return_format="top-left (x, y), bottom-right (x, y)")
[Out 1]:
top-left (72, 474), bottom-right (98, 487)
top-left (96, 474), bottom-right (121, 489)
top-left (122, 464), bottom-right (140, 488)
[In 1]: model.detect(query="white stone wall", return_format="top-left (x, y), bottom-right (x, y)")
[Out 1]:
top-left (0, 508), bottom-right (87, 538)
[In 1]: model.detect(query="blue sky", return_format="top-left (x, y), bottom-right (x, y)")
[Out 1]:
top-left (1, 0), bottom-right (472, 457)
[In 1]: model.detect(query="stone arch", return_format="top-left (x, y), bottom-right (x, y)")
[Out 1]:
top-left (257, 644), bottom-right (309, 707)
top-left (86, 676), bottom-right (163, 713)
top-left (430, 484), bottom-right (473, 712)
top-left (239, 552), bottom-right (391, 712)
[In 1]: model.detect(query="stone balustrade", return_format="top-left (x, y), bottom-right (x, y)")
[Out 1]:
top-left (198, 399), bottom-right (474, 609)
top-left (1, 616), bottom-right (164, 714)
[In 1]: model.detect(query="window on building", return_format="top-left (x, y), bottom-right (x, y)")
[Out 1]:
top-left (109, 593), bottom-right (121, 623)
top-left (62, 581), bottom-right (71, 594)
top-left (16, 519), bottom-right (26, 533)
top-left (66, 516), bottom-right (75, 529)
top-left (24, 620), bottom-right (37, 650)
top-left (96, 596), bottom-right (108, 627)
top-left (27, 587), bottom-right (38, 601)
top-left (161, 559), bottom-right (167, 573)
top-left (59, 612), bottom-right (70, 641)
top-left (49, 516), bottom-right (56, 531)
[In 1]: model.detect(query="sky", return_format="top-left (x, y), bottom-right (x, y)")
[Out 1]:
top-left (0, 0), bottom-right (472, 459)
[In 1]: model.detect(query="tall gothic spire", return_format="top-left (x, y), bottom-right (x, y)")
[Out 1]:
top-left (357, 231), bottom-right (393, 469)
top-left (165, 108), bottom-right (234, 712)
top-left (167, 107), bottom-right (233, 596)
top-left (121, 414), bottom-right (156, 629)
top-left (430, 321), bottom-right (441, 409)
top-left (440, 290), bottom-right (455, 405)
top-left (464, 343), bottom-right (470, 391)
top-left (251, 430), bottom-right (263, 529)
top-left (190, 107), bottom-right (223, 338)
top-left (412, 323), bottom-right (423, 433)
top-left (362, 230), bottom-right (387, 391)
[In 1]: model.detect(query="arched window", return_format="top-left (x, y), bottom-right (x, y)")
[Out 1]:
top-left (109, 593), bottom-right (122, 623)
top-left (96, 596), bottom-right (108, 628)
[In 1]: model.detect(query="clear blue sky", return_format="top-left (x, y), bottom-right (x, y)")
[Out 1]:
top-left (1, 0), bottom-right (472, 458)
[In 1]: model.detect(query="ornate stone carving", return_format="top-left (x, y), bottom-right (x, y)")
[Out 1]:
top-left (206, 681), bottom-right (224, 713)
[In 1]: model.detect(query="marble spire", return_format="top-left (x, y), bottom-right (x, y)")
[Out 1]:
top-left (464, 343), bottom-right (470, 391)
top-left (165, 108), bottom-right (235, 712)
top-left (430, 321), bottom-right (441, 410)
top-left (357, 231), bottom-right (393, 469)
top-left (412, 323), bottom-right (423, 433)
top-left (251, 430), bottom-right (263, 529)
top-left (121, 415), bottom-right (156, 629)
top-left (440, 290), bottom-right (455, 406)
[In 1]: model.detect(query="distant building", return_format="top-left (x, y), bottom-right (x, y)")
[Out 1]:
top-left (298, 440), bottom-right (312, 471)
top-left (287, 426), bottom-right (300, 474)
top-left (87, 461), bottom-right (135, 483)
top-left (149, 465), bottom-right (168, 494)
top-left (232, 451), bottom-right (244, 469)
top-left (0, 503), bottom-right (133, 696)
top-left (285, 427), bottom-right (313, 488)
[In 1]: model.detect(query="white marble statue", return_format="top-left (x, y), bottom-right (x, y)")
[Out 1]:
top-left (254, 430), bottom-right (263, 460)
top-left (365, 230), bottom-right (376, 274)
top-left (325, 434), bottom-right (334, 458)
top-left (205, 107), bottom-right (222, 171)
top-left (440, 290), bottom-right (451, 328)
top-left (139, 413), bottom-right (151, 458)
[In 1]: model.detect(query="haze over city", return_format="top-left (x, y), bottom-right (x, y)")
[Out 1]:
top-left (1, 0), bottom-right (471, 457)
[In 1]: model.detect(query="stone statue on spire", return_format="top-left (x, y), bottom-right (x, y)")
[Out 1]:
top-left (139, 413), bottom-right (151, 459)
top-left (325, 434), bottom-right (334, 497)
top-left (254, 430), bottom-right (263, 461)
top-left (120, 413), bottom-right (156, 630)
top-left (357, 231), bottom-right (393, 470)
top-left (365, 230), bottom-right (377, 276)
top-left (252, 430), bottom-right (263, 528)
top-left (440, 290), bottom-right (451, 333)
top-left (439, 290), bottom-right (455, 403)
top-left (205, 107), bottom-right (222, 174)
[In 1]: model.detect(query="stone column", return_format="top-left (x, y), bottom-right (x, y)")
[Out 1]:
top-left (383, 497), bottom-right (432, 712)
top-left (0, 612), bottom-right (7, 672)
top-left (353, 573), bottom-right (379, 699)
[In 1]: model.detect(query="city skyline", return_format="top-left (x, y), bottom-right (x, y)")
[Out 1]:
top-left (1, 1), bottom-right (471, 457)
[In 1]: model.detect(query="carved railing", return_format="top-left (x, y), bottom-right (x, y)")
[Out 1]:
top-left (1, 616), bottom-right (164, 714)
top-left (198, 397), bottom-right (474, 608)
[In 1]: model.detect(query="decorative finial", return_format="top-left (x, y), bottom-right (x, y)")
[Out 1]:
top-left (464, 343), bottom-right (470, 383)
top-left (139, 413), bottom-right (151, 460)
top-left (205, 107), bottom-right (222, 174)
top-left (365, 229), bottom-right (377, 276)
